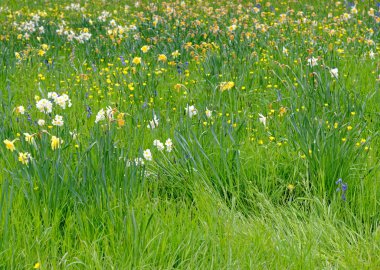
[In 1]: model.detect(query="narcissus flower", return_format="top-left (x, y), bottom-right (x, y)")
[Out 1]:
top-left (14, 106), bottom-right (25, 115)
top-left (330, 68), bottom-right (338, 78)
top-left (18, 152), bottom-right (32, 165)
top-left (205, 108), bottom-right (212, 118)
top-left (132, 57), bottom-right (141, 65)
top-left (165, 138), bottom-right (173, 152)
top-left (37, 119), bottom-right (45, 126)
top-left (307, 57), bottom-right (318, 67)
top-left (36, 99), bottom-right (53, 114)
top-left (95, 109), bottom-right (106, 123)
top-left (158, 54), bottom-right (167, 62)
top-left (141, 45), bottom-right (150, 53)
top-left (3, 139), bottom-right (17, 152)
top-left (51, 136), bottom-right (63, 150)
top-left (143, 149), bottom-right (152, 161)
top-left (185, 104), bottom-right (198, 118)
top-left (219, 81), bottom-right (235, 92)
top-left (23, 133), bottom-right (35, 144)
top-left (52, 115), bottom-right (64, 126)
top-left (258, 113), bottom-right (267, 126)
top-left (153, 139), bottom-right (164, 151)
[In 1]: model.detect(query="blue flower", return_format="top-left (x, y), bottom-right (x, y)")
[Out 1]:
top-left (336, 178), bottom-right (348, 201)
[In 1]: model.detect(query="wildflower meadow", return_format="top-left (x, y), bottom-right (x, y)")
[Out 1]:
top-left (1, 0), bottom-right (380, 268)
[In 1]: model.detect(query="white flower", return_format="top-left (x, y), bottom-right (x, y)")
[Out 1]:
top-left (52, 115), bottom-right (64, 126)
top-left (165, 138), bottom-right (173, 152)
top-left (330, 68), bottom-right (338, 79)
top-left (205, 108), bottom-right (212, 118)
top-left (36, 99), bottom-right (53, 114)
top-left (307, 57), bottom-right (318, 67)
top-left (147, 115), bottom-right (159, 129)
top-left (282, 47), bottom-right (288, 56)
top-left (185, 105), bottom-right (198, 118)
top-left (37, 119), bottom-right (45, 126)
top-left (258, 113), bottom-right (267, 127)
top-left (153, 139), bottom-right (164, 151)
top-left (143, 149), bottom-right (152, 161)
top-left (106, 106), bottom-right (115, 120)
top-left (369, 50), bottom-right (375, 60)
top-left (15, 106), bottom-right (25, 115)
top-left (70, 130), bottom-right (78, 140)
top-left (48, 92), bottom-right (58, 99)
top-left (53, 94), bottom-right (72, 109)
top-left (95, 109), bottom-right (106, 123)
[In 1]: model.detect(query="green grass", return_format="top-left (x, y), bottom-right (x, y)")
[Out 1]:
top-left (0, 0), bottom-right (380, 268)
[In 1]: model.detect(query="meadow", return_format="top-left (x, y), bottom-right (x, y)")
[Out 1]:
top-left (0, 0), bottom-right (380, 268)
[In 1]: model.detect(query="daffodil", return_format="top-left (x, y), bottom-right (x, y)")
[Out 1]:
top-left (18, 152), bottom-right (31, 165)
top-left (3, 139), bottom-right (17, 152)
top-left (51, 136), bottom-right (63, 150)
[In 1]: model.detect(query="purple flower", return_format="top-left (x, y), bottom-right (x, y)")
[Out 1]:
top-left (336, 178), bottom-right (348, 201)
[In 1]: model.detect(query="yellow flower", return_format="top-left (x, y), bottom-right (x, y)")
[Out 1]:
top-left (141, 45), bottom-right (150, 53)
top-left (3, 139), bottom-right (17, 152)
top-left (171, 50), bottom-right (180, 58)
top-left (287, 184), bottom-right (295, 191)
top-left (51, 136), bottom-right (63, 150)
top-left (132, 57), bottom-right (141, 65)
top-left (18, 152), bottom-right (31, 165)
top-left (219, 81), bottom-right (235, 92)
top-left (24, 133), bottom-right (35, 144)
top-left (37, 50), bottom-right (46, 56)
top-left (33, 262), bottom-right (41, 269)
top-left (158, 54), bottom-right (167, 62)
top-left (279, 106), bottom-right (287, 116)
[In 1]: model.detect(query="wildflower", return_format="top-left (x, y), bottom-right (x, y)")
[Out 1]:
top-left (258, 113), bottom-right (266, 126)
top-left (307, 57), bottom-right (318, 67)
top-left (18, 152), bottom-right (32, 165)
top-left (106, 106), bottom-right (116, 121)
top-left (33, 262), bottom-right (41, 269)
top-left (205, 108), bottom-right (212, 118)
top-left (95, 109), bottom-right (106, 123)
top-left (53, 94), bottom-right (72, 109)
top-left (147, 115), bottom-right (159, 129)
top-left (141, 45), bottom-right (150, 53)
top-left (158, 54), bottom-right (167, 62)
top-left (23, 133), bottom-right (35, 144)
top-left (165, 138), bottom-right (173, 152)
top-left (171, 50), bottom-right (180, 58)
top-left (228, 24), bottom-right (237, 32)
top-left (279, 107), bottom-right (287, 116)
top-left (52, 115), bottom-right (64, 126)
top-left (132, 57), bottom-right (141, 65)
top-left (37, 119), bottom-right (45, 126)
top-left (219, 81), bottom-right (235, 92)
top-left (287, 184), bottom-right (295, 191)
top-left (153, 139), bottom-right (164, 151)
top-left (330, 68), bottom-right (338, 78)
top-left (36, 99), bottom-right (53, 114)
top-left (15, 106), bottom-right (25, 115)
top-left (51, 136), bottom-right (63, 150)
top-left (336, 178), bottom-right (348, 201)
top-left (185, 104), bottom-right (198, 118)
top-left (282, 47), bottom-right (288, 56)
top-left (369, 50), bottom-right (375, 60)
top-left (143, 149), bottom-right (152, 161)
top-left (134, 157), bottom-right (144, 166)
top-left (3, 139), bottom-right (17, 152)
top-left (117, 113), bottom-right (125, 127)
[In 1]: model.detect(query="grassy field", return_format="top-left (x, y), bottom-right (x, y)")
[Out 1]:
top-left (1, 0), bottom-right (380, 268)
